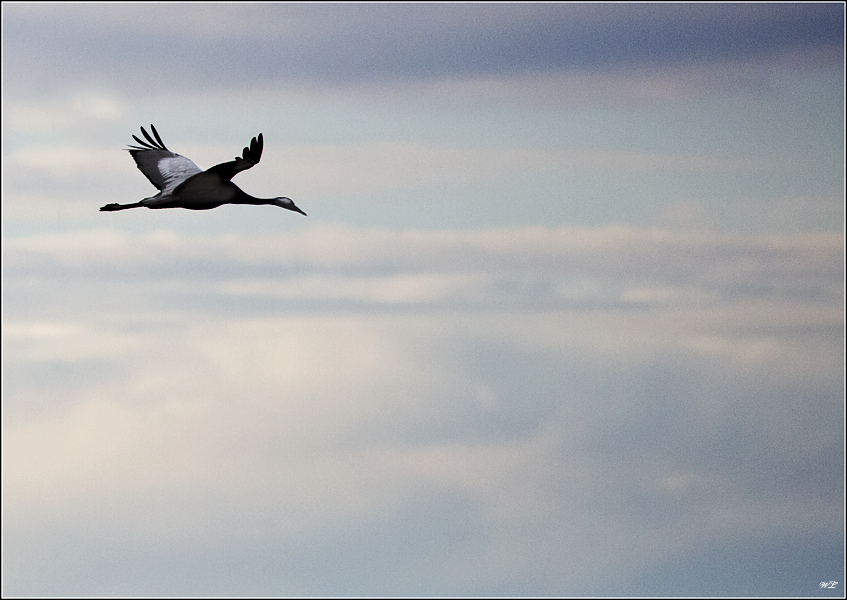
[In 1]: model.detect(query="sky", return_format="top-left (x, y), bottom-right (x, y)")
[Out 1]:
top-left (1, 2), bottom-right (844, 597)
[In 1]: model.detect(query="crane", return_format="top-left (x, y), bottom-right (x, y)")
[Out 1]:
top-left (100, 125), bottom-right (306, 215)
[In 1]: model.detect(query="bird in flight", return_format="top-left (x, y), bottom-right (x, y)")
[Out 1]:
top-left (100, 125), bottom-right (306, 215)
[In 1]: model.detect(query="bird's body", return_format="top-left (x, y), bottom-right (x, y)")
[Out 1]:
top-left (100, 125), bottom-right (306, 215)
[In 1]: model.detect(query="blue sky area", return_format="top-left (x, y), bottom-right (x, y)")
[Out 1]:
top-left (2, 3), bottom-right (844, 597)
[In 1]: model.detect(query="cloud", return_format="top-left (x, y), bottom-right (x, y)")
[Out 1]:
top-left (7, 146), bottom-right (126, 180)
top-left (3, 220), bottom-right (842, 594)
top-left (5, 225), bottom-right (841, 309)
top-left (5, 93), bottom-right (124, 133)
top-left (4, 4), bottom-right (842, 97)
top-left (256, 143), bottom-right (769, 202)
top-left (2, 136), bottom-right (781, 229)
top-left (3, 305), bottom-right (842, 594)
top-left (2, 3), bottom-right (842, 592)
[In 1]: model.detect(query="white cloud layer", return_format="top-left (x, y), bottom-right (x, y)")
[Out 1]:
top-left (5, 224), bottom-right (841, 304)
top-left (2, 3), bottom-right (843, 596)
top-left (3, 224), bottom-right (843, 595)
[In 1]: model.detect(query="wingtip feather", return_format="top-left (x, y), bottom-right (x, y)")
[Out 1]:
top-left (149, 124), bottom-right (167, 150)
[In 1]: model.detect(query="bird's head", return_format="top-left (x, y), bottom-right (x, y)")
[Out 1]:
top-left (272, 197), bottom-right (307, 216)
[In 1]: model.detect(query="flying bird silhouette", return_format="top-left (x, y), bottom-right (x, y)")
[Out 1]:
top-left (100, 125), bottom-right (306, 215)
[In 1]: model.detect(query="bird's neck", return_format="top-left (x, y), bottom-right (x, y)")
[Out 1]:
top-left (232, 189), bottom-right (272, 205)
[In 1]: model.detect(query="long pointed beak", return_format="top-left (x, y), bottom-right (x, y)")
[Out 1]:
top-left (274, 197), bottom-right (307, 216)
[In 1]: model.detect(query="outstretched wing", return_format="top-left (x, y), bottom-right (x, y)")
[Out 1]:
top-left (127, 125), bottom-right (202, 191)
top-left (205, 133), bottom-right (263, 182)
